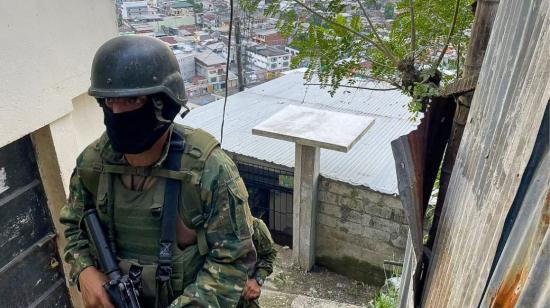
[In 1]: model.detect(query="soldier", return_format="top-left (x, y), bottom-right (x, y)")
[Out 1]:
top-left (238, 217), bottom-right (277, 308)
top-left (59, 36), bottom-right (256, 308)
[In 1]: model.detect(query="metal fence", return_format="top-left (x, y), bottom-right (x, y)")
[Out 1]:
top-left (236, 160), bottom-right (294, 247)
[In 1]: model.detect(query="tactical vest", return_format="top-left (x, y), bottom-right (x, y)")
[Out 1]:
top-left (77, 125), bottom-right (219, 305)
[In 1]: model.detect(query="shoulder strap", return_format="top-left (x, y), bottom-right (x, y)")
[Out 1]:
top-left (180, 127), bottom-right (220, 166)
top-left (76, 133), bottom-right (116, 199)
top-left (177, 126), bottom-right (220, 256)
top-left (156, 130), bottom-right (185, 300)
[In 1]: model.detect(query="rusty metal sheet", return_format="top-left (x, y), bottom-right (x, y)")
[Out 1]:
top-left (391, 98), bottom-right (455, 260)
top-left (392, 97), bottom-right (455, 308)
top-left (391, 137), bottom-right (425, 260)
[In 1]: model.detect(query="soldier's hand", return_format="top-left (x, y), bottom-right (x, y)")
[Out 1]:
top-left (243, 278), bottom-right (261, 300)
top-left (79, 266), bottom-right (114, 308)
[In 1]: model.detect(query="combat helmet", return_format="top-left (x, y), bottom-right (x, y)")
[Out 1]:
top-left (88, 35), bottom-right (187, 107)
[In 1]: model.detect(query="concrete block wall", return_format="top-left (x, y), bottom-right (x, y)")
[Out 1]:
top-left (315, 176), bottom-right (408, 285)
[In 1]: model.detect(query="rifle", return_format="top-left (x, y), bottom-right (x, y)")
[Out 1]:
top-left (83, 209), bottom-right (141, 308)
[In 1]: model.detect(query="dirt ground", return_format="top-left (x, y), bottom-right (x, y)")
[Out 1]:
top-left (260, 245), bottom-right (378, 307)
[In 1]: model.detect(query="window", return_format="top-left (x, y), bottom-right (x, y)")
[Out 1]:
top-left (283, 62), bottom-right (289, 67)
top-left (283, 56), bottom-right (288, 60)
top-left (271, 58), bottom-right (277, 62)
top-left (271, 63), bottom-right (277, 68)
top-left (210, 77), bottom-right (217, 82)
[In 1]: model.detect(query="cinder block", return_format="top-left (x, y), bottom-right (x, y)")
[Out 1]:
top-left (391, 208), bottom-right (408, 224)
top-left (319, 178), bottom-right (330, 191)
top-left (318, 191), bottom-right (338, 204)
top-left (363, 226), bottom-right (391, 242)
top-left (363, 203), bottom-right (393, 219)
top-left (328, 180), bottom-right (355, 197)
top-left (390, 232), bottom-right (407, 248)
top-left (359, 189), bottom-right (382, 204)
top-left (368, 215), bottom-right (401, 234)
top-left (338, 195), bottom-right (363, 212)
top-left (337, 219), bottom-right (363, 236)
top-left (319, 202), bottom-right (342, 218)
top-left (317, 212), bottom-right (338, 228)
top-left (340, 207), bottom-right (363, 224)
top-left (384, 195), bottom-right (403, 210)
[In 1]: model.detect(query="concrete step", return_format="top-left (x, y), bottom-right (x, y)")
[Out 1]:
top-left (258, 289), bottom-right (365, 308)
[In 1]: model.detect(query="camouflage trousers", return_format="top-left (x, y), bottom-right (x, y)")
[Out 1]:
top-left (236, 298), bottom-right (261, 308)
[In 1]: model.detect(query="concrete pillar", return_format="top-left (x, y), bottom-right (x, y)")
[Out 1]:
top-left (293, 144), bottom-right (320, 270)
top-left (252, 105), bottom-right (374, 272)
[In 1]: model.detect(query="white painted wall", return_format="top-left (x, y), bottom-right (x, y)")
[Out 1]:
top-left (0, 0), bottom-right (117, 148)
top-left (49, 94), bottom-right (105, 194)
top-left (174, 51), bottom-right (197, 81)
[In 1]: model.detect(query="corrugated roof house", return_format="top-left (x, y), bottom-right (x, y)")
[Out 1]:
top-left (177, 70), bottom-right (416, 283)
top-left (178, 69), bottom-right (417, 194)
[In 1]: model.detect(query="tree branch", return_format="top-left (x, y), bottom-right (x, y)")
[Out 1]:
top-left (356, 0), bottom-right (398, 65)
top-left (434, 0), bottom-right (461, 70)
top-left (409, 0), bottom-right (416, 57)
top-left (304, 83), bottom-right (399, 91)
top-left (290, 0), bottom-right (399, 66)
top-left (358, 69), bottom-right (404, 89)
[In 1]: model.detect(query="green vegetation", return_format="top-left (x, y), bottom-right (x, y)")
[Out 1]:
top-left (242, 0), bottom-right (474, 117)
top-left (384, 3), bottom-right (395, 20)
top-left (365, 0), bottom-right (382, 10)
top-left (369, 284), bottom-right (399, 308)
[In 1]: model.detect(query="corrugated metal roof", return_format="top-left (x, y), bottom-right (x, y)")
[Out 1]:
top-left (195, 51), bottom-right (225, 66)
top-left (176, 70), bottom-right (416, 194)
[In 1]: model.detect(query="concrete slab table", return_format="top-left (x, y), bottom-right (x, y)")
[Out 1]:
top-left (252, 105), bottom-right (374, 270)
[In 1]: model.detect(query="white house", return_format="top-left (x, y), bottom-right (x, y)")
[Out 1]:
top-left (121, 0), bottom-right (153, 19)
top-left (173, 49), bottom-right (197, 81)
top-left (195, 52), bottom-right (237, 91)
top-left (247, 45), bottom-right (291, 72)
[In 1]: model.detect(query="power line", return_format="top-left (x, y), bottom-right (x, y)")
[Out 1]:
top-left (220, 0), bottom-right (234, 145)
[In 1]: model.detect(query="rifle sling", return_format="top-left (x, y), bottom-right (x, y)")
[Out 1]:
top-left (156, 131), bottom-right (185, 304)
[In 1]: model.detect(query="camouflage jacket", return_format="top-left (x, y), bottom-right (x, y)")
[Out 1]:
top-left (59, 124), bottom-right (257, 307)
top-left (251, 218), bottom-right (277, 282)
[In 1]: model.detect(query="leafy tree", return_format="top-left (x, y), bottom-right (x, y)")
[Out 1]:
top-left (242, 0), bottom-right (473, 117)
top-left (366, 0), bottom-right (382, 10)
top-left (384, 2), bottom-right (395, 20)
top-left (188, 0), bottom-right (203, 13)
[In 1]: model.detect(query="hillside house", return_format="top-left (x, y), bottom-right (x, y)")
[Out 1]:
top-left (253, 29), bottom-right (285, 46)
top-left (247, 45), bottom-right (291, 72)
top-left (194, 52), bottom-right (237, 92)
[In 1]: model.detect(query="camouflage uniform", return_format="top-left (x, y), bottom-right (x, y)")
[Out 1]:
top-left (60, 124), bottom-right (257, 307)
top-left (237, 217), bottom-right (277, 308)
top-left (251, 217), bottom-right (277, 284)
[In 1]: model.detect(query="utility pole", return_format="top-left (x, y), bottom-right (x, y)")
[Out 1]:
top-left (235, 16), bottom-right (245, 91)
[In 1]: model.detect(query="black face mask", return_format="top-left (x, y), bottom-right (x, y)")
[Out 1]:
top-left (102, 101), bottom-right (170, 154)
